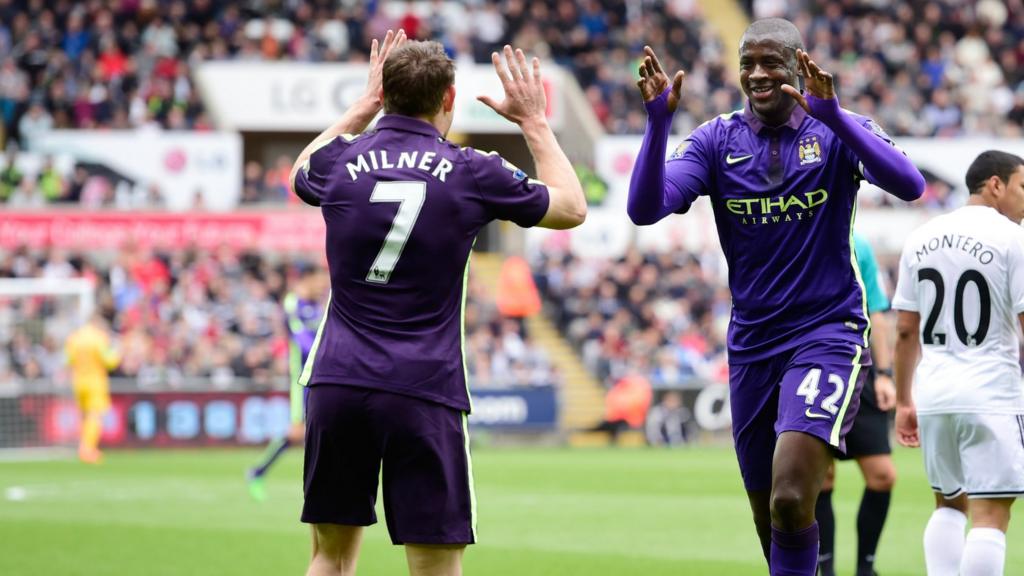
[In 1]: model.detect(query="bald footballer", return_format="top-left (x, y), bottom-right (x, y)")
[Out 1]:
top-left (628, 18), bottom-right (924, 575)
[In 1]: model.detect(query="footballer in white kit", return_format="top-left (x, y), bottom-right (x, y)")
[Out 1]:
top-left (893, 150), bottom-right (1024, 576)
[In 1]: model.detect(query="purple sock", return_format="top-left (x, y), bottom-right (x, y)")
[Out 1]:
top-left (770, 522), bottom-right (819, 576)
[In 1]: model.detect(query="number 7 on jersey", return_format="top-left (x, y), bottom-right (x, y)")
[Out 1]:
top-left (366, 181), bottom-right (426, 284)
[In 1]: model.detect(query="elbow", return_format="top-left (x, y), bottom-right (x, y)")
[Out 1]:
top-left (885, 166), bottom-right (925, 202)
top-left (900, 170), bottom-right (926, 202)
top-left (627, 205), bottom-right (656, 226)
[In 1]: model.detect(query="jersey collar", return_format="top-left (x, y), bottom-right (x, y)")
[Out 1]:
top-left (741, 100), bottom-right (807, 134)
top-left (375, 114), bottom-right (443, 138)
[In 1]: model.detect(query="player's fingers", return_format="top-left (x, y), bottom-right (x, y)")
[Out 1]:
top-left (370, 38), bottom-right (379, 64)
top-left (515, 48), bottom-right (530, 82)
top-left (806, 57), bottom-right (826, 80)
top-left (780, 84), bottom-right (809, 112)
top-left (644, 57), bottom-right (657, 79)
top-left (504, 45), bottom-right (523, 80)
top-left (532, 57), bottom-right (541, 83)
top-left (491, 51), bottom-right (512, 86)
top-left (645, 46), bottom-right (664, 73)
top-left (476, 94), bottom-right (501, 112)
top-left (671, 70), bottom-right (685, 96)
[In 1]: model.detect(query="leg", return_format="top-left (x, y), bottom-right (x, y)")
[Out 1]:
top-left (79, 408), bottom-right (105, 463)
top-left (960, 497), bottom-right (1014, 576)
top-left (924, 492), bottom-right (968, 576)
top-left (746, 489), bottom-right (772, 562)
top-left (854, 455), bottom-right (895, 575)
top-left (815, 460), bottom-right (836, 576)
top-left (729, 358), bottom-right (785, 567)
top-left (770, 431), bottom-right (832, 576)
top-left (405, 544), bottom-right (465, 576)
top-left (307, 524), bottom-right (363, 576)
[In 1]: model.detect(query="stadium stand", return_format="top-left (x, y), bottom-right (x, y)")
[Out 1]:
top-left (0, 246), bottom-right (558, 390)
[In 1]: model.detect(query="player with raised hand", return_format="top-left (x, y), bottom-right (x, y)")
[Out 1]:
top-left (893, 150), bottom-right (1024, 576)
top-left (291, 32), bottom-right (585, 576)
top-left (628, 18), bottom-right (924, 575)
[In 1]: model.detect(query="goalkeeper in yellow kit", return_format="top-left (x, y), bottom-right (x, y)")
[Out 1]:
top-left (65, 313), bottom-right (120, 463)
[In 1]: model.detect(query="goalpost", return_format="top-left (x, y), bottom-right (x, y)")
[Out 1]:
top-left (0, 278), bottom-right (95, 458)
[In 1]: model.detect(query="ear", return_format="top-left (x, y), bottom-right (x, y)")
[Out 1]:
top-left (988, 174), bottom-right (1004, 197)
top-left (443, 85), bottom-right (456, 113)
top-left (377, 86), bottom-right (384, 103)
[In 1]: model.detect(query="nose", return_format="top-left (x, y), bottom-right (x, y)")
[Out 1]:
top-left (748, 63), bottom-right (769, 82)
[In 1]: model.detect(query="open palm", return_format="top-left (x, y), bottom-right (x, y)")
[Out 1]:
top-left (636, 46), bottom-right (685, 112)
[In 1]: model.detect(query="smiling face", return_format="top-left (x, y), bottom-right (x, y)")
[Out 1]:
top-left (739, 37), bottom-right (800, 126)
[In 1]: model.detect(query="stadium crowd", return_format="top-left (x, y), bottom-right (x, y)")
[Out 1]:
top-left (0, 246), bottom-right (557, 390)
top-left (532, 245), bottom-right (731, 390)
top-left (3, 0), bottom-right (1020, 147)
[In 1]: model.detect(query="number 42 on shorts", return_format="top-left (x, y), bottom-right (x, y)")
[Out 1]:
top-left (796, 368), bottom-right (845, 420)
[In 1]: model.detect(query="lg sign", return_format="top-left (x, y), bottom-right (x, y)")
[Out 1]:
top-left (270, 77), bottom-right (365, 114)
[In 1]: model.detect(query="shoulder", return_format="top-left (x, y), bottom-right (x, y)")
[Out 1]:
top-left (840, 109), bottom-right (894, 140)
top-left (669, 109), bottom-right (743, 159)
top-left (459, 146), bottom-right (530, 181)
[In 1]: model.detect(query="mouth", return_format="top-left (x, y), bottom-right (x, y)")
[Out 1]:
top-left (748, 84), bottom-right (776, 102)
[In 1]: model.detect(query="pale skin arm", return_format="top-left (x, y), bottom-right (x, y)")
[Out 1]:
top-left (477, 45), bottom-right (586, 229)
top-left (289, 30), bottom-right (406, 193)
top-left (869, 310), bottom-right (896, 411)
top-left (894, 310), bottom-right (921, 447)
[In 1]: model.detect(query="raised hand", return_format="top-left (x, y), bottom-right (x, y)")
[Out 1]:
top-left (895, 404), bottom-right (919, 448)
top-left (636, 46), bottom-right (685, 113)
top-left (364, 29), bottom-right (407, 108)
top-left (781, 49), bottom-right (835, 114)
top-left (478, 45), bottom-right (547, 126)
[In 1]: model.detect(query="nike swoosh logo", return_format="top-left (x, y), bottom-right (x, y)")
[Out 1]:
top-left (726, 153), bottom-right (753, 165)
top-left (805, 408), bottom-right (831, 420)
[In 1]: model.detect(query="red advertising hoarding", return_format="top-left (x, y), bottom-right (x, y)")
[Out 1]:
top-left (0, 211), bottom-right (325, 252)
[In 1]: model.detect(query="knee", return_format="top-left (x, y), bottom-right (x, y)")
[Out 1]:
top-left (864, 464), bottom-right (897, 492)
top-left (770, 487), bottom-right (813, 527)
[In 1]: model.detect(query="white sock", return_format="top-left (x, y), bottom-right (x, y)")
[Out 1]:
top-left (960, 527), bottom-right (1006, 576)
top-left (923, 507), bottom-right (967, 576)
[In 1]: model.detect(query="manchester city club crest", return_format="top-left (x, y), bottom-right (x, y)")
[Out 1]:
top-left (798, 135), bottom-right (822, 166)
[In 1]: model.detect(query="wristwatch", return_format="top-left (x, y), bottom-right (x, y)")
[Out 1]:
top-left (876, 367), bottom-right (894, 378)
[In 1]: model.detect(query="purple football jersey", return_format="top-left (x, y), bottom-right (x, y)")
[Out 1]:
top-left (667, 103), bottom-right (894, 362)
top-left (293, 115), bottom-right (550, 411)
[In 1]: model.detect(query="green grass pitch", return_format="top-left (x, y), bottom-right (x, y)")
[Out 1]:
top-left (1, 446), bottom-right (1020, 575)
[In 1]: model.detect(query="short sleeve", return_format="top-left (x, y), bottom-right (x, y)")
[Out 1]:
top-left (467, 149), bottom-right (550, 228)
top-left (891, 237), bottom-right (919, 312)
top-left (292, 136), bottom-right (347, 206)
top-left (1006, 231), bottom-right (1024, 314)
top-left (854, 235), bottom-right (890, 313)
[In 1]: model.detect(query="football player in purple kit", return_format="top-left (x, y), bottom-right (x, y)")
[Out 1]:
top-left (628, 18), bottom-right (924, 576)
top-left (289, 29), bottom-right (586, 576)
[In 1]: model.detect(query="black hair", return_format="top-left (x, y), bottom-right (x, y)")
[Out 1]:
top-left (965, 150), bottom-right (1024, 195)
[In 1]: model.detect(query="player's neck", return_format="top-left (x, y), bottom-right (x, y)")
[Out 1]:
top-left (752, 100), bottom-right (798, 128)
top-left (966, 194), bottom-right (996, 211)
top-left (412, 112), bottom-right (449, 137)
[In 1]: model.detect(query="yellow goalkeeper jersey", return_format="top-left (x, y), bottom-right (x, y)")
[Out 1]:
top-left (65, 324), bottom-right (119, 390)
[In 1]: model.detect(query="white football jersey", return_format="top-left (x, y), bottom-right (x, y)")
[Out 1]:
top-left (892, 205), bottom-right (1024, 414)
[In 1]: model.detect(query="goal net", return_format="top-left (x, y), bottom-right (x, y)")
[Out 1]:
top-left (0, 278), bottom-right (94, 457)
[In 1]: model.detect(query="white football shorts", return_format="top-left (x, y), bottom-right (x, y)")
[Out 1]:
top-left (919, 413), bottom-right (1024, 499)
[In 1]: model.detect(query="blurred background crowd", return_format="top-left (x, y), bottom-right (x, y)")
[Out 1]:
top-left (0, 246), bottom-right (558, 390)
top-left (3, 0), bottom-right (1022, 145)
top-left (0, 0), bottom-right (1008, 409)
